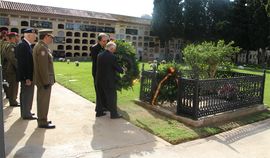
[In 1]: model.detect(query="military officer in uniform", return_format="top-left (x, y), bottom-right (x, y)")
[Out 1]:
top-left (0, 30), bottom-right (8, 60)
top-left (3, 32), bottom-right (20, 106)
top-left (96, 41), bottom-right (124, 119)
top-left (33, 29), bottom-right (55, 129)
top-left (0, 30), bottom-right (9, 97)
top-left (0, 30), bottom-right (8, 63)
top-left (90, 33), bottom-right (109, 116)
top-left (15, 28), bottom-right (37, 120)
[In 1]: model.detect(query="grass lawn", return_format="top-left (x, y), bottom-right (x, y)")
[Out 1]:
top-left (54, 61), bottom-right (270, 144)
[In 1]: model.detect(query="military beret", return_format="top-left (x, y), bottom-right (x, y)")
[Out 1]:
top-left (0, 30), bottom-right (7, 35)
top-left (39, 29), bottom-right (54, 38)
top-left (23, 28), bottom-right (38, 34)
top-left (6, 32), bottom-right (18, 37)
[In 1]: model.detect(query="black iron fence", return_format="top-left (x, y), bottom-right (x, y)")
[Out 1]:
top-left (140, 69), bottom-right (266, 120)
top-left (140, 70), bottom-right (157, 103)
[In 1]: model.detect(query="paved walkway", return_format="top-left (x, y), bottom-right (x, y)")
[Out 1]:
top-left (3, 83), bottom-right (270, 158)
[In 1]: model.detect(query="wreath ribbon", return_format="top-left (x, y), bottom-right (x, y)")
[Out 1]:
top-left (151, 67), bottom-right (176, 105)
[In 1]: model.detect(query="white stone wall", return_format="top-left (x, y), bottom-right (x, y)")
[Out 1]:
top-left (0, 11), bottom-right (184, 61)
top-left (237, 49), bottom-right (270, 65)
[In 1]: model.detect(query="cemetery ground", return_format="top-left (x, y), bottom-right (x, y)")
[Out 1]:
top-left (54, 62), bottom-right (270, 144)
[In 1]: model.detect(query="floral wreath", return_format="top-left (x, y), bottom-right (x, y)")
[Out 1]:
top-left (114, 40), bottom-right (140, 91)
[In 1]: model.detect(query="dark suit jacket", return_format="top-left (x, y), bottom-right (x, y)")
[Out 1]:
top-left (15, 39), bottom-right (34, 81)
top-left (96, 50), bottom-right (123, 89)
top-left (90, 43), bottom-right (104, 79)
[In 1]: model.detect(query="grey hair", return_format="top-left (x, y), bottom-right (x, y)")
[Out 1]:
top-left (98, 33), bottom-right (109, 41)
top-left (105, 41), bottom-right (116, 50)
top-left (24, 33), bottom-right (31, 38)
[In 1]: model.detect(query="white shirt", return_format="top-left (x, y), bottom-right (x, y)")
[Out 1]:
top-left (23, 38), bottom-right (32, 47)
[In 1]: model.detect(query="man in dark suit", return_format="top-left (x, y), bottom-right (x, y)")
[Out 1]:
top-left (90, 33), bottom-right (108, 81)
top-left (90, 33), bottom-right (108, 114)
top-left (96, 41), bottom-right (124, 119)
top-left (15, 28), bottom-right (37, 120)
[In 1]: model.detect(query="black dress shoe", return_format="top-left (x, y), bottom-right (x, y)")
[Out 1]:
top-left (10, 104), bottom-right (20, 107)
top-left (96, 112), bottom-right (106, 117)
top-left (38, 124), bottom-right (55, 129)
top-left (111, 114), bottom-right (122, 119)
top-left (23, 116), bottom-right (38, 120)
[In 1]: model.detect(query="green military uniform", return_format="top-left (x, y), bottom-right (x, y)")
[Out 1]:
top-left (0, 39), bottom-right (7, 63)
top-left (1, 40), bottom-right (10, 97)
top-left (1, 40), bottom-right (8, 64)
top-left (4, 42), bottom-right (19, 106)
top-left (33, 39), bottom-right (55, 126)
top-left (0, 39), bottom-right (5, 60)
top-left (0, 30), bottom-right (8, 63)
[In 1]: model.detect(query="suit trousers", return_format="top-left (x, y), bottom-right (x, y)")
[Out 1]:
top-left (6, 74), bottom-right (18, 105)
top-left (20, 81), bottom-right (34, 118)
top-left (93, 76), bottom-right (107, 112)
top-left (96, 85), bottom-right (118, 117)
top-left (37, 86), bottom-right (52, 126)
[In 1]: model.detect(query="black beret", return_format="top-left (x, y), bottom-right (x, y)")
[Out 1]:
top-left (23, 28), bottom-right (37, 34)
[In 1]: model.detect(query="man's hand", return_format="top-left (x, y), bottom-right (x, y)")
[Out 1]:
top-left (122, 66), bottom-right (127, 73)
top-left (25, 79), bottom-right (32, 86)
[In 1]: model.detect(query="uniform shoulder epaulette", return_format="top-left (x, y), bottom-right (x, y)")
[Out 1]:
top-left (40, 43), bottom-right (47, 48)
top-left (7, 42), bottom-right (16, 47)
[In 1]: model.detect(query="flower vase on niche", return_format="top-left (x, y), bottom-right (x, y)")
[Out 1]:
top-left (75, 61), bottom-right (79, 67)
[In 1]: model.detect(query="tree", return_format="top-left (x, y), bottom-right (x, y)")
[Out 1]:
top-left (183, 40), bottom-right (240, 79)
top-left (151, 0), bottom-right (184, 60)
top-left (151, 0), bottom-right (269, 66)
top-left (152, 0), bottom-right (184, 41)
top-left (266, 0), bottom-right (270, 16)
top-left (184, 0), bottom-right (209, 42)
top-left (247, 0), bottom-right (269, 65)
top-left (207, 0), bottom-right (232, 41)
top-left (229, 0), bottom-right (251, 63)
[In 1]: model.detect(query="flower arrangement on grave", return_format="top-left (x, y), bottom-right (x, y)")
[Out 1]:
top-left (217, 83), bottom-right (239, 101)
top-left (151, 63), bottom-right (181, 105)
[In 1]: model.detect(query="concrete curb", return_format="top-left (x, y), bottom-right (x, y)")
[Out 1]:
top-left (134, 99), bottom-right (268, 127)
